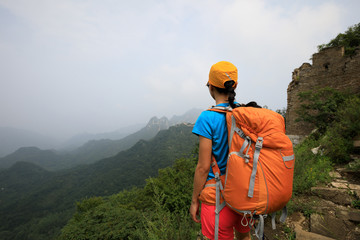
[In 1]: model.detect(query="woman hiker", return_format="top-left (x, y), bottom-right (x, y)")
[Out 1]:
top-left (189, 61), bottom-right (251, 240)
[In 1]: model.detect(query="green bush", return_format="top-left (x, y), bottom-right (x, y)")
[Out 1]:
top-left (296, 88), bottom-right (360, 163)
top-left (319, 94), bottom-right (360, 163)
top-left (142, 178), bottom-right (199, 240)
top-left (292, 88), bottom-right (360, 195)
top-left (317, 23), bottom-right (360, 55)
top-left (296, 87), bottom-right (348, 134)
top-left (292, 137), bottom-right (332, 195)
top-left (57, 154), bottom-right (201, 240)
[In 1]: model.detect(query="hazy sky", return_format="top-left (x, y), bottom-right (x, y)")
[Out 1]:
top-left (1, 0), bottom-right (359, 140)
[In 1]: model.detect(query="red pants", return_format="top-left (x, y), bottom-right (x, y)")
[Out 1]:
top-left (201, 203), bottom-right (251, 240)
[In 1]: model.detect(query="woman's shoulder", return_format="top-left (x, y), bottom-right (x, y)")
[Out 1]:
top-left (196, 108), bottom-right (225, 125)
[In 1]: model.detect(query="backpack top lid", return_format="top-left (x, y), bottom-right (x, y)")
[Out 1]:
top-left (230, 107), bottom-right (289, 149)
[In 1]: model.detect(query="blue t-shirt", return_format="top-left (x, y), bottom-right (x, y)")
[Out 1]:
top-left (192, 103), bottom-right (229, 180)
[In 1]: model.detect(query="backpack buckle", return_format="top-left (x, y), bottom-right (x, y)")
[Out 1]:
top-left (255, 137), bottom-right (263, 149)
top-left (214, 172), bottom-right (220, 182)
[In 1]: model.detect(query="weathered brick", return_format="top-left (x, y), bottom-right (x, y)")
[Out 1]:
top-left (286, 46), bottom-right (360, 135)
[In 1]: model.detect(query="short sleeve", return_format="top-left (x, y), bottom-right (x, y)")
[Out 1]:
top-left (192, 111), bottom-right (213, 140)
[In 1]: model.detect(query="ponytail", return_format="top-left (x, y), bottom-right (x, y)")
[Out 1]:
top-left (212, 80), bottom-right (237, 109)
top-left (224, 81), bottom-right (237, 109)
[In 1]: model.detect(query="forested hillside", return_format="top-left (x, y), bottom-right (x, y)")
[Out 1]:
top-left (0, 124), bottom-right (198, 240)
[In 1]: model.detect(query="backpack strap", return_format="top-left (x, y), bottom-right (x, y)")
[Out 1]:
top-left (248, 137), bottom-right (263, 198)
top-left (211, 155), bottom-right (226, 240)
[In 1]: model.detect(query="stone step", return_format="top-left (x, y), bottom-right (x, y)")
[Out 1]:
top-left (292, 213), bottom-right (336, 240)
top-left (353, 135), bottom-right (360, 148)
top-left (311, 187), bottom-right (356, 206)
top-left (310, 212), bottom-right (360, 239)
top-left (336, 207), bottom-right (360, 222)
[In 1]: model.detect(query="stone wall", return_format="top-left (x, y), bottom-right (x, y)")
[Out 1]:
top-left (286, 46), bottom-right (360, 136)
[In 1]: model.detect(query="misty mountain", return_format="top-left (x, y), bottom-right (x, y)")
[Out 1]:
top-left (67, 116), bottom-right (171, 166)
top-left (0, 117), bottom-right (170, 170)
top-left (60, 123), bottom-right (145, 150)
top-left (0, 127), bottom-right (59, 158)
top-left (169, 108), bottom-right (202, 125)
top-left (0, 123), bottom-right (198, 239)
top-left (0, 108), bottom-right (202, 170)
top-left (66, 109), bottom-right (201, 165)
top-left (0, 147), bottom-right (70, 170)
top-left (61, 108), bottom-right (201, 150)
top-left (0, 161), bottom-right (52, 208)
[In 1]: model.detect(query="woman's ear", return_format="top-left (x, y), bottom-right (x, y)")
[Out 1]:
top-left (208, 85), bottom-right (216, 99)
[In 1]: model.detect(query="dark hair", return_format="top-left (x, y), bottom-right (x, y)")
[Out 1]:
top-left (213, 80), bottom-right (237, 109)
top-left (243, 101), bottom-right (262, 108)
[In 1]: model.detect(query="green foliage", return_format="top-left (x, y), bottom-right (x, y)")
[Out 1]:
top-left (293, 88), bottom-right (360, 194)
top-left (348, 158), bottom-right (360, 171)
top-left (143, 156), bottom-right (197, 214)
top-left (317, 23), bottom-right (360, 55)
top-left (282, 225), bottom-right (296, 240)
top-left (142, 178), bottom-right (199, 240)
top-left (292, 137), bottom-right (332, 195)
top-left (58, 154), bottom-right (201, 240)
top-left (319, 95), bottom-right (360, 163)
top-left (296, 87), bottom-right (348, 134)
top-left (352, 200), bottom-right (360, 209)
top-left (0, 124), bottom-right (198, 240)
top-left (296, 88), bottom-right (360, 164)
top-left (276, 108), bottom-right (287, 118)
top-left (59, 199), bottom-right (144, 240)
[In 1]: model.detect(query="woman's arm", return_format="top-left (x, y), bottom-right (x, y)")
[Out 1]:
top-left (189, 136), bottom-right (212, 223)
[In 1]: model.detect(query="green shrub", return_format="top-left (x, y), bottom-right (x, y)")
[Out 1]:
top-left (57, 154), bottom-right (200, 240)
top-left (296, 88), bottom-right (360, 164)
top-left (292, 137), bottom-right (332, 195)
top-left (142, 178), bottom-right (199, 240)
top-left (296, 87), bottom-right (348, 134)
top-left (352, 200), bottom-right (360, 209)
top-left (317, 23), bottom-right (360, 55)
top-left (319, 94), bottom-right (360, 163)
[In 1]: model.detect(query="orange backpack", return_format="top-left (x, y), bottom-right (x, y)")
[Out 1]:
top-left (199, 105), bottom-right (295, 240)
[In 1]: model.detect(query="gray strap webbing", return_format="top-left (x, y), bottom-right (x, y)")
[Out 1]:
top-left (248, 137), bottom-right (263, 198)
top-left (243, 137), bottom-right (252, 162)
top-left (282, 155), bottom-right (294, 161)
top-left (214, 172), bottom-right (225, 240)
top-left (204, 184), bottom-right (216, 187)
top-left (268, 207), bottom-right (287, 232)
top-left (236, 136), bottom-right (251, 163)
top-left (280, 206), bottom-right (287, 223)
top-left (228, 151), bottom-right (246, 158)
top-left (255, 215), bottom-right (265, 239)
top-left (271, 213), bottom-right (276, 230)
top-left (228, 115), bottom-right (236, 149)
top-left (212, 105), bottom-right (232, 111)
top-left (239, 136), bottom-right (250, 155)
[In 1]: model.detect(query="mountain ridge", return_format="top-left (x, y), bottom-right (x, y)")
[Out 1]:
top-left (0, 123), bottom-right (199, 239)
top-left (0, 108), bottom-right (202, 170)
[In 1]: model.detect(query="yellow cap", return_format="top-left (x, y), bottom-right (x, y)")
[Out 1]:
top-left (208, 61), bottom-right (237, 88)
top-left (208, 61), bottom-right (238, 89)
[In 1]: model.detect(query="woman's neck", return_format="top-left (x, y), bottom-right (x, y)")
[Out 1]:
top-left (215, 96), bottom-right (229, 105)
top-left (209, 85), bottom-right (229, 105)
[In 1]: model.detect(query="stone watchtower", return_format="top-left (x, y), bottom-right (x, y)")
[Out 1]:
top-left (286, 46), bottom-right (360, 137)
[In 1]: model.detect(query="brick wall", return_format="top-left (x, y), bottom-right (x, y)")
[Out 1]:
top-left (286, 46), bottom-right (360, 135)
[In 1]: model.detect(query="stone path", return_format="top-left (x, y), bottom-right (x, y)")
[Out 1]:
top-left (288, 163), bottom-right (360, 240)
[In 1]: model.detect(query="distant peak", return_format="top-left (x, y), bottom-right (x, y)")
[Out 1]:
top-left (146, 116), bottom-right (170, 130)
top-left (16, 146), bottom-right (41, 153)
